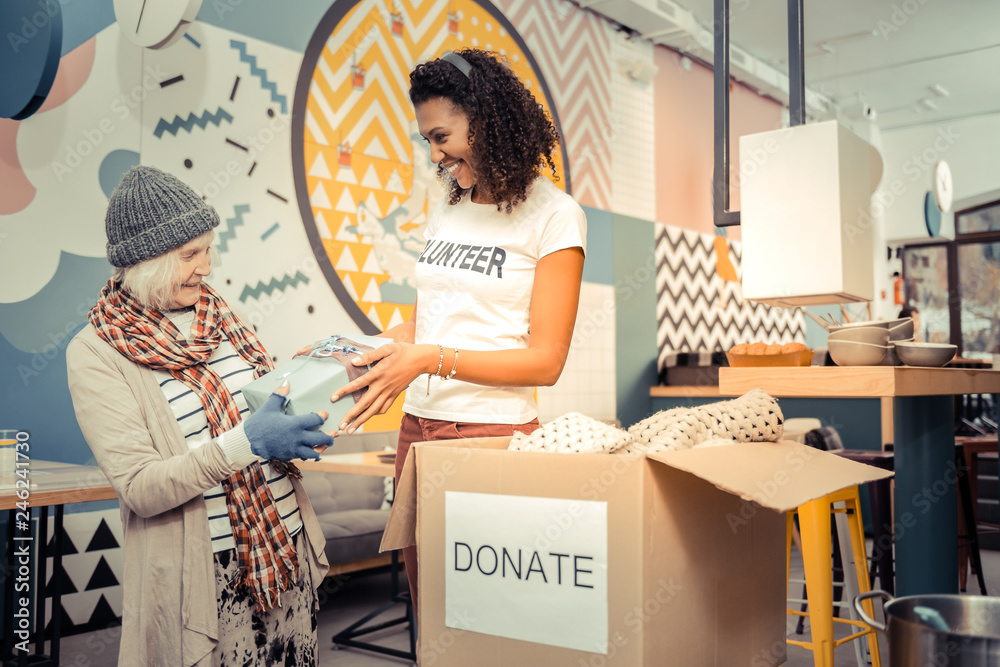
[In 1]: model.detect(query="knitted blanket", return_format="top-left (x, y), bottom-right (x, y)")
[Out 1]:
top-left (508, 389), bottom-right (783, 454)
top-left (625, 388), bottom-right (783, 454)
top-left (508, 413), bottom-right (634, 454)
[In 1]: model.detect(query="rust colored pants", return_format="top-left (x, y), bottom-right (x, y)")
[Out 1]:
top-left (394, 413), bottom-right (540, 625)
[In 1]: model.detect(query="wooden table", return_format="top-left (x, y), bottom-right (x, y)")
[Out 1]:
top-left (0, 461), bottom-right (116, 666)
top-left (0, 461), bottom-right (116, 510)
top-left (297, 451), bottom-right (396, 478)
top-left (648, 385), bottom-right (724, 398)
top-left (720, 366), bottom-right (1000, 597)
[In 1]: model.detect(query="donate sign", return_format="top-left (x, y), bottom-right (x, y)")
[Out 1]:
top-left (443, 491), bottom-right (608, 653)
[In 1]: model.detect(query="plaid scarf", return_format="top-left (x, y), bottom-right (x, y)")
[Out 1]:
top-left (89, 279), bottom-right (301, 611)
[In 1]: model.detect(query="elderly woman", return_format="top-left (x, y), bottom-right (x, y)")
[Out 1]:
top-left (67, 166), bottom-right (332, 666)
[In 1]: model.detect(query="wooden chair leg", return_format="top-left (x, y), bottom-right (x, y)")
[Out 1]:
top-left (956, 449), bottom-right (988, 595)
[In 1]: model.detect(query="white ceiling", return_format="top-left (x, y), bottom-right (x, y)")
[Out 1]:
top-left (574, 0), bottom-right (1000, 131)
top-left (642, 0), bottom-right (1000, 132)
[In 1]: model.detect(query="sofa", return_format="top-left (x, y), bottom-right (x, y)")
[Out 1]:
top-left (299, 430), bottom-right (398, 571)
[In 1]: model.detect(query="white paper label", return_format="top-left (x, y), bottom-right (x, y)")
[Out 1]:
top-left (443, 491), bottom-right (608, 653)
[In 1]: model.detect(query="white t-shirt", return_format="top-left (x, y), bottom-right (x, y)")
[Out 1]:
top-left (403, 177), bottom-right (587, 423)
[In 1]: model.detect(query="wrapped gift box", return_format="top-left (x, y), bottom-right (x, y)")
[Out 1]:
top-left (243, 334), bottom-right (392, 433)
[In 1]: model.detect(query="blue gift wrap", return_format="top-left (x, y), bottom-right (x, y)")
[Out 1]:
top-left (243, 334), bottom-right (393, 433)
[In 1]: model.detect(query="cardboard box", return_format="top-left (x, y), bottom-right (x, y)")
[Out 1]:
top-left (243, 334), bottom-right (391, 432)
top-left (381, 437), bottom-right (891, 666)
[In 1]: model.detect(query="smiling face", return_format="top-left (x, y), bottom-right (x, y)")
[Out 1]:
top-left (166, 233), bottom-right (214, 309)
top-left (415, 97), bottom-right (478, 191)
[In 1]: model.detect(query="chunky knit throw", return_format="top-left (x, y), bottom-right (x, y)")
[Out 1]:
top-left (626, 388), bottom-right (783, 454)
top-left (508, 413), bottom-right (635, 454)
top-left (508, 390), bottom-right (783, 455)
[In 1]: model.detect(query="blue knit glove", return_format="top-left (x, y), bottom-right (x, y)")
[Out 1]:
top-left (243, 392), bottom-right (333, 462)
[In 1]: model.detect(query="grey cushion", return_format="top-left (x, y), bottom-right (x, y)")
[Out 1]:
top-left (317, 508), bottom-right (391, 564)
top-left (300, 430), bottom-right (399, 567)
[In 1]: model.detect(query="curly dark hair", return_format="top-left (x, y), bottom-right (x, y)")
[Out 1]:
top-left (409, 49), bottom-right (560, 213)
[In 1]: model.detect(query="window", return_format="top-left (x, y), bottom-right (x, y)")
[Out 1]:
top-left (957, 241), bottom-right (1000, 359)
top-left (957, 201), bottom-right (1000, 235)
top-left (901, 193), bottom-right (1000, 357)
top-left (901, 244), bottom-right (950, 344)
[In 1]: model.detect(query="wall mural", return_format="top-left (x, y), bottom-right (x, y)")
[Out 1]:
top-left (0, 1), bottom-right (581, 471)
top-left (292, 0), bottom-right (567, 334)
top-left (0, 0), bottom-right (574, 632)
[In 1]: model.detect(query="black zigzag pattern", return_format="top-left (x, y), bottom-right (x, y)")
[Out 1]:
top-left (655, 224), bottom-right (805, 371)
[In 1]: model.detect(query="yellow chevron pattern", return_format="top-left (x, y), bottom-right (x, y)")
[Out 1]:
top-left (303, 0), bottom-right (565, 334)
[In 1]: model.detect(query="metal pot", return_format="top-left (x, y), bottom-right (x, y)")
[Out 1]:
top-left (855, 590), bottom-right (1000, 666)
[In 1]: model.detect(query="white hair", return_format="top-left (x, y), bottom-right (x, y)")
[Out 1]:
top-left (112, 231), bottom-right (217, 310)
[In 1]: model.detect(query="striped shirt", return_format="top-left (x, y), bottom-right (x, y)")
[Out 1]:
top-left (156, 309), bottom-right (302, 553)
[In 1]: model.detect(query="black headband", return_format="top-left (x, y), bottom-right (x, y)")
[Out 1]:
top-left (442, 51), bottom-right (472, 78)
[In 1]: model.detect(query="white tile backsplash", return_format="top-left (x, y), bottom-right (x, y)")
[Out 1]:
top-left (538, 282), bottom-right (617, 423)
top-left (610, 34), bottom-right (656, 221)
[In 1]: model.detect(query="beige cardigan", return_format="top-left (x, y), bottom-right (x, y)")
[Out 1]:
top-left (66, 325), bottom-right (329, 667)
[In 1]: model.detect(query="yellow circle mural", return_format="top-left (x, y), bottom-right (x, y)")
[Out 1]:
top-left (292, 0), bottom-right (567, 334)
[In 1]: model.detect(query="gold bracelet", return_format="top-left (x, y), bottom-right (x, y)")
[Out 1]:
top-left (427, 344), bottom-right (444, 395)
top-left (443, 348), bottom-right (459, 380)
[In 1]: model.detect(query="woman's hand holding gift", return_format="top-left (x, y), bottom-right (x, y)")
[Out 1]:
top-left (330, 342), bottom-right (436, 434)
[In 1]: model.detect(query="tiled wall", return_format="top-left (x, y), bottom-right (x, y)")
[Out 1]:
top-left (539, 283), bottom-right (617, 423)
top-left (609, 34), bottom-right (656, 221)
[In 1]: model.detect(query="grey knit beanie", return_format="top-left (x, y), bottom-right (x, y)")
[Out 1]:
top-left (105, 166), bottom-right (219, 268)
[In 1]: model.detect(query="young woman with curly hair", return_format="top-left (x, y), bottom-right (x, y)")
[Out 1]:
top-left (325, 49), bottom-right (587, 621)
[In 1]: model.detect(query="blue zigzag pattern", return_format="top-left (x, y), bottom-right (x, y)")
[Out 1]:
top-left (217, 204), bottom-right (249, 254)
top-left (230, 40), bottom-right (288, 114)
top-left (153, 107), bottom-right (233, 138)
top-left (239, 271), bottom-right (310, 302)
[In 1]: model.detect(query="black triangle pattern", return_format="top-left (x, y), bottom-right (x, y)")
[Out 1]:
top-left (88, 595), bottom-right (120, 627)
top-left (35, 513), bottom-right (127, 636)
top-left (86, 519), bottom-right (120, 552)
top-left (44, 603), bottom-right (75, 635)
top-left (45, 525), bottom-right (78, 556)
top-left (45, 563), bottom-right (78, 596)
top-left (85, 557), bottom-right (120, 591)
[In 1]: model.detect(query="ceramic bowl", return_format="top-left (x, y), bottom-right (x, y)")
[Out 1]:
top-left (827, 317), bottom-right (911, 336)
top-left (887, 318), bottom-right (915, 341)
top-left (828, 340), bottom-right (888, 366)
top-left (828, 326), bottom-right (891, 346)
top-left (894, 342), bottom-right (957, 367)
top-left (879, 338), bottom-right (914, 366)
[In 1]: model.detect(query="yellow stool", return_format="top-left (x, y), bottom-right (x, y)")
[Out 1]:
top-left (786, 486), bottom-right (881, 667)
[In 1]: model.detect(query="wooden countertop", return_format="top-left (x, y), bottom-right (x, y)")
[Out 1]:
top-left (296, 450), bottom-right (396, 477)
top-left (0, 461), bottom-right (116, 511)
top-left (718, 366), bottom-right (1000, 398)
top-left (649, 385), bottom-right (723, 397)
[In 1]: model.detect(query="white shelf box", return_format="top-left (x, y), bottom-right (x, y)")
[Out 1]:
top-left (739, 120), bottom-right (883, 307)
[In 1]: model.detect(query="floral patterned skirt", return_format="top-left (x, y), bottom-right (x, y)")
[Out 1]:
top-left (212, 531), bottom-right (319, 667)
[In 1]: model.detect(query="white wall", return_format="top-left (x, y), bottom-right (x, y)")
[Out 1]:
top-left (878, 114), bottom-right (1000, 242)
top-left (865, 114), bottom-right (1000, 322)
